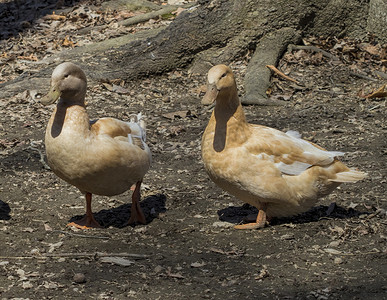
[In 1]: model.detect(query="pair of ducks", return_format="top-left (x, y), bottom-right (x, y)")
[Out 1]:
top-left (41, 62), bottom-right (366, 230)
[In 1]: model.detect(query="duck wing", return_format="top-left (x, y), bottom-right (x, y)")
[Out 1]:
top-left (247, 125), bottom-right (345, 176)
top-left (90, 113), bottom-right (147, 150)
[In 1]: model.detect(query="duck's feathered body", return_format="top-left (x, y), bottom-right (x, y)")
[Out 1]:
top-left (46, 106), bottom-right (150, 196)
top-left (42, 62), bottom-right (151, 228)
top-left (201, 64), bottom-right (367, 229)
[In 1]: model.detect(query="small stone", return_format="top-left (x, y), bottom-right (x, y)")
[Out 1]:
top-left (22, 281), bottom-right (33, 289)
top-left (73, 273), bottom-right (86, 284)
top-left (280, 234), bottom-right (295, 240)
top-left (334, 257), bottom-right (343, 264)
top-left (191, 261), bottom-right (206, 268)
top-left (332, 87), bottom-right (342, 93)
top-left (324, 248), bottom-right (342, 255)
top-left (154, 265), bottom-right (163, 273)
top-left (212, 221), bottom-right (233, 228)
top-left (329, 241), bottom-right (340, 247)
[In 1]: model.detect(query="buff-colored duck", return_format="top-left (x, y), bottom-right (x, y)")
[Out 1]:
top-left (201, 64), bottom-right (367, 229)
top-left (41, 62), bottom-right (152, 229)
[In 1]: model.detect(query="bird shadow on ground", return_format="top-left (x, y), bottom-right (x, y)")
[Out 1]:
top-left (68, 193), bottom-right (167, 228)
top-left (0, 200), bottom-right (11, 221)
top-left (217, 203), bottom-right (366, 227)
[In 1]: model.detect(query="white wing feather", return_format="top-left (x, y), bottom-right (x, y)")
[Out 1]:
top-left (264, 130), bottom-right (345, 176)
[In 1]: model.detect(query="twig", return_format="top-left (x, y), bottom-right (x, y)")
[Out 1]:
top-left (51, 230), bottom-right (110, 240)
top-left (266, 65), bottom-right (300, 84)
top-left (374, 70), bottom-right (387, 80)
top-left (288, 44), bottom-right (340, 61)
top-left (0, 252), bottom-right (148, 260)
top-left (328, 250), bottom-right (383, 256)
top-left (369, 104), bottom-right (381, 111)
top-left (364, 83), bottom-right (387, 99)
top-left (206, 102), bottom-right (215, 111)
top-left (26, 146), bottom-right (50, 170)
top-left (350, 71), bottom-right (378, 82)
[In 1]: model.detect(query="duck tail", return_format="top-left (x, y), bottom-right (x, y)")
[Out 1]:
top-left (129, 113), bottom-right (147, 142)
top-left (329, 169), bottom-right (368, 183)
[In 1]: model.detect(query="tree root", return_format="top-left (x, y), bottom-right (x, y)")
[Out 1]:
top-left (242, 27), bottom-right (301, 105)
top-left (287, 44), bottom-right (340, 61)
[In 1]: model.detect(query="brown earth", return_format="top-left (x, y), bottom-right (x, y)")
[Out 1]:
top-left (0, 1), bottom-right (386, 299)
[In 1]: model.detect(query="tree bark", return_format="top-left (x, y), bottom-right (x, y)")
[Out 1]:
top-left (0, 0), bottom-right (379, 102)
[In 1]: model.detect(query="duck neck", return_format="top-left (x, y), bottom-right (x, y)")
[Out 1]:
top-left (211, 88), bottom-right (248, 152)
top-left (49, 98), bottom-right (90, 139)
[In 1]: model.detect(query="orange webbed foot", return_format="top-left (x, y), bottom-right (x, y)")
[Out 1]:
top-left (234, 221), bottom-right (267, 230)
top-left (67, 215), bottom-right (102, 230)
top-left (234, 206), bottom-right (268, 230)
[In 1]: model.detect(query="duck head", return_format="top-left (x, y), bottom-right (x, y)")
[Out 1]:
top-left (41, 62), bottom-right (87, 106)
top-left (202, 64), bottom-right (237, 105)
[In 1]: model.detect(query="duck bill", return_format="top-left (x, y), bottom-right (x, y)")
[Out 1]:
top-left (202, 83), bottom-right (218, 105)
top-left (40, 84), bottom-right (61, 106)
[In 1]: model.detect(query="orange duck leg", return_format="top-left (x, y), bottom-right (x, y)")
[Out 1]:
top-left (67, 192), bottom-right (102, 229)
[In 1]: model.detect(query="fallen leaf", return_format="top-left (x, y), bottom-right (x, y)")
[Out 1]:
top-left (43, 281), bottom-right (59, 289)
top-left (359, 43), bottom-right (381, 56)
top-left (22, 281), bottom-right (33, 289)
top-left (191, 261), bottom-right (206, 268)
top-left (166, 267), bottom-right (185, 279)
top-left (162, 110), bottom-right (191, 119)
top-left (112, 84), bottom-right (129, 94)
top-left (43, 12), bottom-right (66, 21)
top-left (348, 202), bottom-right (358, 209)
top-left (44, 223), bottom-right (53, 231)
top-left (324, 248), bottom-right (342, 255)
top-left (62, 36), bottom-right (77, 48)
top-left (100, 256), bottom-right (135, 266)
top-left (17, 54), bottom-right (38, 61)
top-left (364, 84), bottom-right (387, 99)
top-left (102, 82), bottom-right (113, 91)
top-left (48, 241), bottom-right (64, 253)
top-left (255, 266), bottom-right (269, 280)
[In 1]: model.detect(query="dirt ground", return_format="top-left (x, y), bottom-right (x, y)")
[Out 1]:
top-left (0, 1), bottom-right (386, 299)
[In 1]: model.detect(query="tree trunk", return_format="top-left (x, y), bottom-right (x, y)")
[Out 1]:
top-left (0, 0), bottom-right (379, 102)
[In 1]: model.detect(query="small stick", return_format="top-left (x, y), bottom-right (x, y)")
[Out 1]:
top-left (45, 252), bottom-right (149, 259)
top-left (373, 70), bottom-right (387, 80)
top-left (43, 12), bottom-right (66, 21)
top-left (326, 250), bottom-right (382, 256)
top-left (51, 230), bottom-right (110, 240)
top-left (364, 84), bottom-right (387, 99)
top-left (0, 252), bottom-right (148, 260)
top-left (350, 71), bottom-right (378, 82)
top-left (288, 44), bottom-right (340, 61)
top-left (27, 146), bottom-right (50, 170)
top-left (266, 65), bottom-right (300, 84)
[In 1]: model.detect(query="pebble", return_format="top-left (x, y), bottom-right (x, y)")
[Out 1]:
top-left (73, 273), bottom-right (86, 284)
top-left (329, 241), bottom-right (340, 247)
top-left (334, 257), bottom-right (343, 264)
top-left (154, 265), bottom-right (163, 273)
top-left (212, 221), bottom-right (233, 228)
